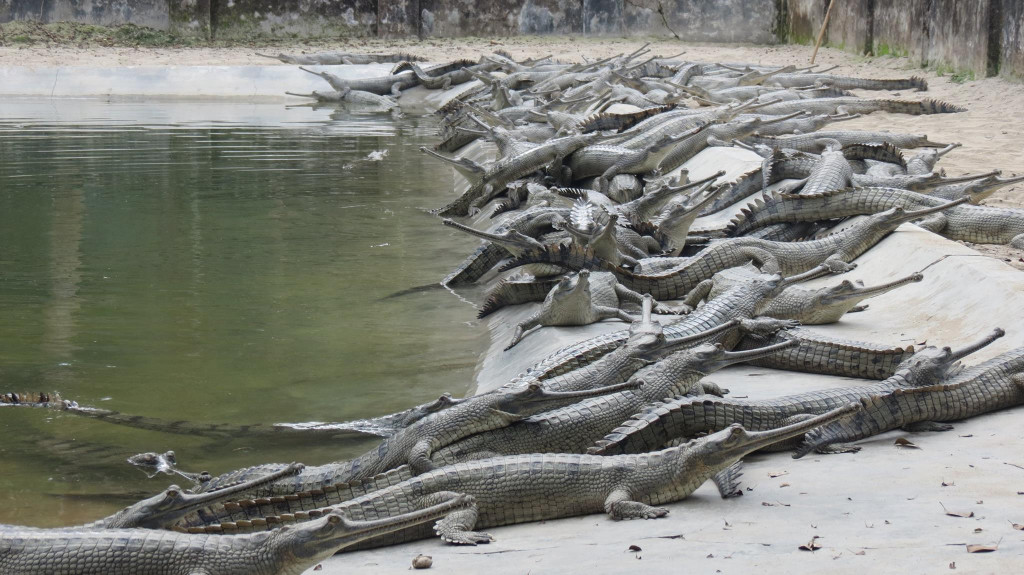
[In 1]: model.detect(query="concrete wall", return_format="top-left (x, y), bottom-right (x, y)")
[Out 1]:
top-left (0, 0), bottom-right (170, 28)
top-left (1000, 0), bottom-right (1024, 78)
top-left (211, 1), bottom-right (376, 39)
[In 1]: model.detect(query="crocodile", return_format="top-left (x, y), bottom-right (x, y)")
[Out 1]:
top-left (749, 98), bottom-right (965, 117)
top-left (425, 132), bottom-right (610, 216)
top-left (505, 270), bottom-right (638, 349)
top-left (256, 51), bottom-right (426, 65)
top-left (744, 131), bottom-right (946, 152)
top-left (503, 265), bottom-right (827, 387)
top-left (0, 494), bottom-right (474, 575)
top-left (724, 187), bottom-right (1024, 247)
top-left (758, 272), bottom-right (924, 324)
top-left (798, 140), bottom-right (854, 196)
top-left (299, 66), bottom-right (418, 97)
top-left (175, 405), bottom-right (861, 546)
top-left (194, 379), bottom-right (641, 496)
top-left (924, 173), bottom-right (1024, 203)
top-left (795, 344), bottom-right (1024, 457)
top-left (733, 327), bottom-right (916, 380)
top-left (589, 329), bottom-right (1004, 456)
top-left (501, 199), bottom-right (966, 300)
top-left (567, 124), bottom-right (712, 193)
top-left (285, 88), bottom-right (398, 109)
top-left (906, 143), bottom-right (961, 175)
top-left (433, 339), bottom-right (798, 465)
top-left (764, 73), bottom-right (928, 91)
top-left (742, 112), bottom-right (860, 137)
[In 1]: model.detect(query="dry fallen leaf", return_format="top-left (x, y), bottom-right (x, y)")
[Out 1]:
top-left (798, 535), bottom-right (822, 551)
top-left (412, 554), bottom-right (433, 569)
top-left (966, 543), bottom-right (998, 553)
top-left (628, 545), bottom-right (642, 552)
top-left (940, 503), bottom-right (974, 518)
top-left (941, 480), bottom-right (954, 487)
top-left (1011, 523), bottom-right (1024, 531)
top-left (974, 528), bottom-right (983, 533)
top-left (769, 471), bottom-right (788, 478)
top-left (949, 561), bottom-right (956, 569)
top-left (313, 566), bottom-right (323, 572)
top-left (894, 437), bottom-right (920, 449)
top-left (780, 483), bottom-right (791, 488)
top-left (854, 549), bottom-right (866, 556)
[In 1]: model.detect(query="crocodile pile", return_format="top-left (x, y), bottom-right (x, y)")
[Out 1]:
top-left (3, 49), bottom-right (1024, 574)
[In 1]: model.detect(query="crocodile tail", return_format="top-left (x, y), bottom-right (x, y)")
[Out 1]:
top-left (391, 61), bottom-right (417, 75)
top-left (478, 278), bottom-right (561, 318)
top-left (443, 243), bottom-right (511, 286)
top-left (842, 142), bottom-right (906, 167)
top-left (588, 397), bottom-right (688, 455)
top-left (878, 98), bottom-right (966, 115)
top-left (723, 193), bottom-right (772, 237)
top-left (576, 104), bottom-right (674, 134)
top-left (841, 76), bottom-right (929, 91)
top-left (498, 243), bottom-right (607, 274)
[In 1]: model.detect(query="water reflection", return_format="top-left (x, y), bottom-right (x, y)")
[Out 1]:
top-left (0, 101), bottom-right (486, 526)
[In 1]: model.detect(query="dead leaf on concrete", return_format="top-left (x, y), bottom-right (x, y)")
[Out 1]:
top-left (974, 528), bottom-right (983, 533)
top-left (941, 480), bottom-right (955, 487)
top-left (940, 502), bottom-right (974, 518)
top-left (966, 543), bottom-right (998, 553)
top-left (1011, 522), bottom-right (1024, 531)
top-left (780, 483), bottom-right (790, 488)
top-left (798, 536), bottom-right (822, 551)
top-left (313, 565), bottom-right (323, 572)
top-left (949, 561), bottom-right (956, 569)
top-left (628, 545), bottom-right (642, 552)
top-left (853, 549), bottom-right (866, 556)
top-left (768, 471), bottom-right (788, 478)
top-left (894, 438), bottom-right (920, 449)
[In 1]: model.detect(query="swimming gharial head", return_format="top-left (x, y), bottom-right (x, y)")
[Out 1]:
top-left (102, 462), bottom-right (305, 529)
top-left (680, 403), bottom-right (862, 478)
top-left (275, 494), bottom-right (475, 568)
top-left (892, 328), bottom-right (1005, 386)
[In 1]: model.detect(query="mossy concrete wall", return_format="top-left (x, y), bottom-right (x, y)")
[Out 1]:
top-left (210, 1), bottom-right (376, 39)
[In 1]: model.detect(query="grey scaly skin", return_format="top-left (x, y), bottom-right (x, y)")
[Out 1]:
top-left (298, 66), bottom-right (418, 97)
top-left (0, 494), bottom-right (474, 575)
top-left (748, 97), bottom-right (965, 117)
top-left (923, 173), bottom-right (1024, 203)
top-left (285, 88), bottom-right (398, 109)
top-left (175, 405), bottom-right (861, 546)
top-left (477, 270), bottom-right (671, 319)
top-left (653, 182), bottom-right (729, 255)
top-left (4, 463), bottom-right (303, 531)
top-left (256, 51), bottom-right (426, 65)
top-left (567, 124), bottom-right (711, 193)
top-left (796, 341), bottom-right (1024, 457)
top-left (433, 340), bottom-right (797, 464)
top-left (763, 73), bottom-right (927, 91)
top-left (426, 132), bottom-right (610, 216)
top-left (441, 203), bottom-right (570, 284)
top-left (194, 380), bottom-right (641, 496)
top-left (734, 327), bottom-right (917, 380)
top-left (588, 329), bottom-right (1004, 456)
top-left (655, 113), bottom-right (804, 175)
top-left (725, 187), bottom-right (989, 238)
top-left (505, 265), bottom-right (825, 386)
top-left (505, 270), bottom-right (637, 350)
top-left (503, 199), bottom-right (967, 300)
top-left (726, 186), bottom-right (1024, 248)
top-left (759, 272), bottom-right (924, 324)
top-left (798, 140), bottom-right (853, 196)
top-left (744, 130), bottom-right (947, 152)
top-left (740, 112), bottom-right (860, 137)
top-left (905, 142), bottom-right (961, 175)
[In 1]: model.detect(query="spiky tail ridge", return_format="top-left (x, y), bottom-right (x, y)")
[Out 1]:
top-left (498, 244), bottom-right (613, 274)
top-left (878, 98), bottom-right (966, 115)
top-left (478, 278), bottom-right (561, 318)
top-left (576, 105), bottom-right (675, 134)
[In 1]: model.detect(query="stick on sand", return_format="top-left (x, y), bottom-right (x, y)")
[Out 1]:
top-left (810, 0), bottom-right (837, 65)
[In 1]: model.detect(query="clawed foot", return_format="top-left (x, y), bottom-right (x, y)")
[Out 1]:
top-left (438, 530), bottom-right (495, 545)
top-left (637, 507), bottom-right (669, 519)
top-left (815, 443), bottom-right (861, 455)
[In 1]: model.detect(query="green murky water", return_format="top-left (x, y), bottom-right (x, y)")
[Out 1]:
top-left (0, 101), bottom-right (485, 527)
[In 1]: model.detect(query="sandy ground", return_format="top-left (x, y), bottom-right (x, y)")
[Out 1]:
top-left (3, 36), bottom-right (1022, 266)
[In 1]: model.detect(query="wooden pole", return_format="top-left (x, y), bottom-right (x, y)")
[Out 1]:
top-left (810, 0), bottom-right (837, 65)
